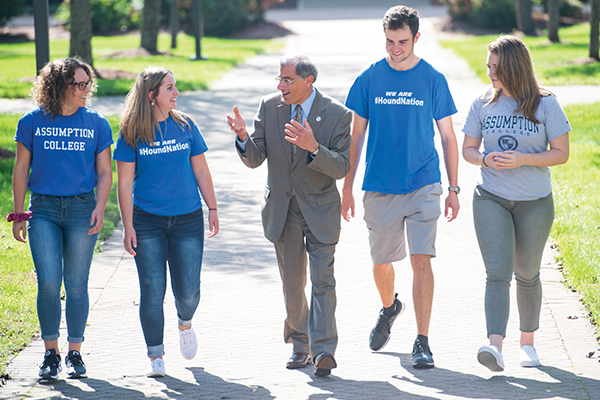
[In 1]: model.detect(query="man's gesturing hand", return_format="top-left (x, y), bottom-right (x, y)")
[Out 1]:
top-left (284, 119), bottom-right (319, 153)
top-left (227, 106), bottom-right (248, 142)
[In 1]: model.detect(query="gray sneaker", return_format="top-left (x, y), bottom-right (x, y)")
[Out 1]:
top-left (369, 293), bottom-right (405, 351)
top-left (65, 350), bottom-right (87, 378)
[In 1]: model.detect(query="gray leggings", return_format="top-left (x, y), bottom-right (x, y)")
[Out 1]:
top-left (473, 186), bottom-right (554, 337)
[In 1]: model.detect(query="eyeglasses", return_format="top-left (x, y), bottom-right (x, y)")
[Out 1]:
top-left (72, 79), bottom-right (92, 91)
top-left (274, 76), bottom-right (304, 85)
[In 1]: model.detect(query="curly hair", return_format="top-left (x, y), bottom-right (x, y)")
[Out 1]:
top-left (30, 57), bottom-right (97, 119)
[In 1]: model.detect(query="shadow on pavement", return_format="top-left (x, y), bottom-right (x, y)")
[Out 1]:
top-left (367, 351), bottom-right (600, 400)
top-left (35, 378), bottom-right (147, 399)
top-left (297, 368), bottom-right (439, 400)
top-left (32, 369), bottom-right (275, 400)
top-left (186, 367), bottom-right (274, 399)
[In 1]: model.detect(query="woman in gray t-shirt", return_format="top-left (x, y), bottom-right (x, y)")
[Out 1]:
top-left (462, 35), bottom-right (571, 373)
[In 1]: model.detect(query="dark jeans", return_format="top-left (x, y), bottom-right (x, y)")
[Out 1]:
top-left (132, 206), bottom-right (204, 358)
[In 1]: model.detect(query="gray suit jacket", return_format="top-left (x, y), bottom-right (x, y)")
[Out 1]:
top-left (236, 88), bottom-right (352, 244)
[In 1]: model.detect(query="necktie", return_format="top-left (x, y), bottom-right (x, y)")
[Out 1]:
top-left (292, 104), bottom-right (302, 161)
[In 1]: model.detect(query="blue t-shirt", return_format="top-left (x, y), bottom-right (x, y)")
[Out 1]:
top-left (113, 116), bottom-right (208, 216)
top-left (345, 58), bottom-right (457, 194)
top-left (15, 106), bottom-right (114, 196)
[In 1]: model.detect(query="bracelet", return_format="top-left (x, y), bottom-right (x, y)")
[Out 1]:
top-left (7, 211), bottom-right (32, 222)
top-left (208, 208), bottom-right (217, 211)
top-left (481, 153), bottom-right (490, 167)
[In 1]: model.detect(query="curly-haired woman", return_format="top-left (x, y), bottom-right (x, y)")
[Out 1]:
top-left (11, 57), bottom-right (113, 380)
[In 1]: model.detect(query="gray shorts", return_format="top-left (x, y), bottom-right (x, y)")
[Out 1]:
top-left (363, 183), bottom-right (442, 264)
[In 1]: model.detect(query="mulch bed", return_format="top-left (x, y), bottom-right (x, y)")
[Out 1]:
top-left (0, 148), bottom-right (16, 160)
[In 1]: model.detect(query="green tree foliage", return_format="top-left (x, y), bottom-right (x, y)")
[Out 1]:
top-left (0, 0), bottom-right (25, 27)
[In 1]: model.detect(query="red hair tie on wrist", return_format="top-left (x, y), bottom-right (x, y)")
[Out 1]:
top-left (7, 212), bottom-right (32, 222)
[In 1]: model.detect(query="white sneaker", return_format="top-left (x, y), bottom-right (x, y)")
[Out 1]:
top-left (146, 358), bottom-right (166, 377)
top-left (520, 345), bottom-right (540, 367)
top-left (477, 345), bottom-right (505, 372)
top-left (179, 325), bottom-right (198, 360)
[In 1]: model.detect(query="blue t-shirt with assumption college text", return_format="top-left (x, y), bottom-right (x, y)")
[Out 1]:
top-left (345, 58), bottom-right (457, 195)
top-left (15, 106), bottom-right (114, 196)
top-left (113, 116), bottom-right (208, 216)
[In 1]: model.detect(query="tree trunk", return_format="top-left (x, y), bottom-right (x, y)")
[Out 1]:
top-left (591, 0), bottom-right (600, 60)
top-left (547, 0), bottom-right (559, 42)
top-left (141, 0), bottom-right (161, 53)
top-left (515, 0), bottom-right (536, 36)
top-left (69, 0), bottom-right (93, 66)
top-left (170, 0), bottom-right (179, 49)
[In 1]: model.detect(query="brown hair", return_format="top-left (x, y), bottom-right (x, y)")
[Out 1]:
top-left (486, 35), bottom-right (552, 123)
top-left (30, 57), bottom-right (97, 119)
top-left (119, 66), bottom-right (193, 148)
top-left (382, 5), bottom-right (419, 37)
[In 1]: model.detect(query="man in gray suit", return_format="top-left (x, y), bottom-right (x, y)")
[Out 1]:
top-left (227, 53), bottom-right (351, 377)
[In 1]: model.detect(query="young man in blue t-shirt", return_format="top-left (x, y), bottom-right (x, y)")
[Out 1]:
top-left (342, 5), bottom-right (460, 369)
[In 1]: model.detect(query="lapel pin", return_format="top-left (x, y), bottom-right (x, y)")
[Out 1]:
top-left (316, 116), bottom-right (322, 122)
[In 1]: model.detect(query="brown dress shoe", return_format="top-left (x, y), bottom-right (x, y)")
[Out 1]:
top-left (286, 352), bottom-right (312, 369)
top-left (314, 352), bottom-right (337, 376)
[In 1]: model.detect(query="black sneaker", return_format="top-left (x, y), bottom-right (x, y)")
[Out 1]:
top-left (65, 350), bottom-right (87, 378)
top-left (412, 335), bottom-right (435, 369)
top-left (38, 349), bottom-right (62, 381)
top-left (369, 293), bottom-right (405, 351)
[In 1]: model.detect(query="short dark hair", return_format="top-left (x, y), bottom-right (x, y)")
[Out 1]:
top-left (382, 5), bottom-right (419, 37)
top-left (280, 53), bottom-right (319, 83)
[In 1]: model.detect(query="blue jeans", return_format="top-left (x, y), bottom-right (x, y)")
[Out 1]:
top-left (132, 206), bottom-right (204, 358)
top-left (27, 191), bottom-right (98, 343)
top-left (473, 186), bottom-right (554, 337)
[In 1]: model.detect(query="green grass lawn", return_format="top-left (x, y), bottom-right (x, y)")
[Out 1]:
top-left (551, 102), bottom-right (600, 331)
top-left (439, 23), bottom-right (600, 85)
top-left (0, 33), bottom-right (282, 98)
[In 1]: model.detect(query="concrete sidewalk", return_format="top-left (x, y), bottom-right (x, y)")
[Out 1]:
top-left (2, 5), bottom-right (600, 400)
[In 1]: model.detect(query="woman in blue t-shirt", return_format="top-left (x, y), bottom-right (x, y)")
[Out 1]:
top-left (11, 57), bottom-right (114, 381)
top-left (462, 36), bottom-right (570, 372)
top-left (114, 67), bottom-right (219, 378)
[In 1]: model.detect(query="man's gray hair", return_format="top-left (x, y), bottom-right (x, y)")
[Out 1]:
top-left (280, 53), bottom-right (318, 82)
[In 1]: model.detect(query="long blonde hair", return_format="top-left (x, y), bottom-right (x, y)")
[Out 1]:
top-left (119, 67), bottom-right (193, 148)
top-left (485, 35), bottom-right (552, 123)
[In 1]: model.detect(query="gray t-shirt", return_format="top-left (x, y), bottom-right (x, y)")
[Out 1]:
top-left (462, 93), bottom-right (571, 201)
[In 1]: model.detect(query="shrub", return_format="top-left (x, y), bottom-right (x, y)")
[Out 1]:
top-left (56, 0), bottom-right (142, 34)
top-left (472, 0), bottom-right (517, 30)
top-left (0, 0), bottom-right (25, 27)
top-left (177, 0), bottom-right (256, 37)
top-left (443, 0), bottom-right (517, 31)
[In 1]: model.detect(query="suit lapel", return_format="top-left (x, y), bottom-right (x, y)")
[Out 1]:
top-left (307, 89), bottom-right (326, 139)
top-left (277, 100), bottom-right (293, 166)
